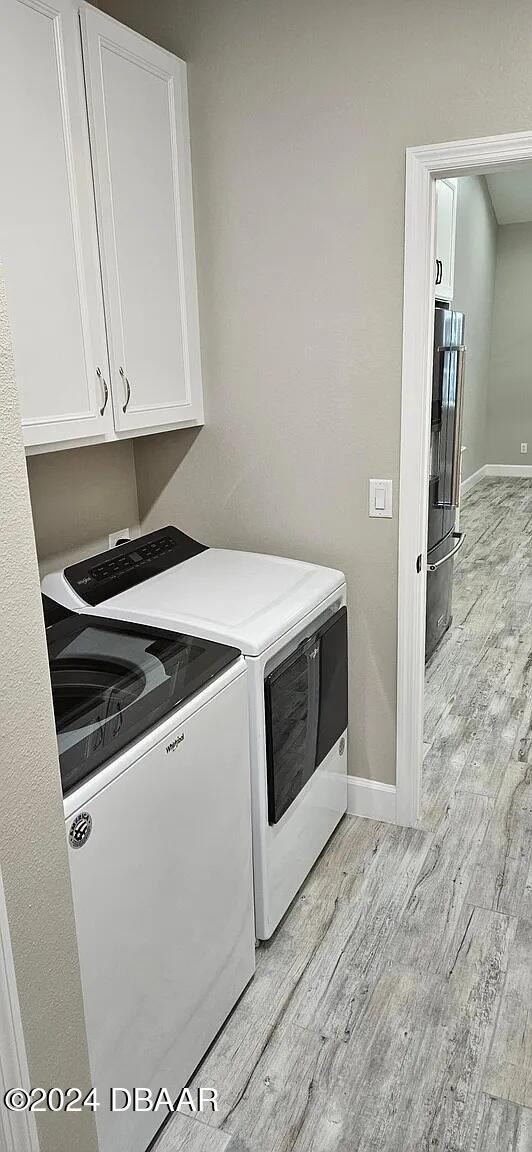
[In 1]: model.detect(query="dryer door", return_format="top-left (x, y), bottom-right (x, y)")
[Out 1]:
top-left (265, 606), bottom-right (348, 824)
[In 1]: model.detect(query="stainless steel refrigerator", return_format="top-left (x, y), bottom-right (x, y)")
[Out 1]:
top-left (425, 306), bottom-right (466, 663)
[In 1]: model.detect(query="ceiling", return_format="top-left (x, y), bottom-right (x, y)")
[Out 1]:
top-left (485, 167), bottom-right (532, 225)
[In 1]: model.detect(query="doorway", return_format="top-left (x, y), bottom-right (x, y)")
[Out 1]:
top-left (396, 130), bottom-right (532, 826)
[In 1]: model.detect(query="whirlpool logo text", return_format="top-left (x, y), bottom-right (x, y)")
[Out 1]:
top-left (166, 733), bottom-right (185, 754)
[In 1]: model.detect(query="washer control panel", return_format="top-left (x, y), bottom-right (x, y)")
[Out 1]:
top-left (64, 526), bottom-right (207, 606)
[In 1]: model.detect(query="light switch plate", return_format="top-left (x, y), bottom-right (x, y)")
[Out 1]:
top-left (369, 478), bottom-right (393, 518)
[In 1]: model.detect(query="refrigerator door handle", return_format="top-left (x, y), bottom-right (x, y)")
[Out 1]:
top-left (435, 343), bottom-right (466, 509)
top-left (427, 531), bottom-right (466, 572)
top-left (450, 345), bottom-right (466, 508)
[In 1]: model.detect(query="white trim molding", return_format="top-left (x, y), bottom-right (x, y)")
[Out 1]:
top-left (347, 776), bottom-right (397, 824)
top-left (458, 460), bottom-right (532, 497)
top-left (486, 463), bottom-right (532, 478)
top-left (0, 869), bottom-right (39, 1152)
top-left (397, 129), bottom-right (532, 828)
top-left (461, 464), bottom-right (488, 496)
top-left (461, 463), bottom-right (532, 497)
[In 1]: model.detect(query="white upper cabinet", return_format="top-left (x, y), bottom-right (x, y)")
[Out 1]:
top-left (0, 0), bottom-right (114, 448)
top-left (434, 178), bottom-right (457, 302)
top-left (80, 3), bottom-right (203, 434)
top-left (0, 0), bottom-right (203, 453)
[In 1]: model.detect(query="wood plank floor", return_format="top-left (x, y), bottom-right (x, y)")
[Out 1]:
top-left (156, 479), bottom-right (532, 1152)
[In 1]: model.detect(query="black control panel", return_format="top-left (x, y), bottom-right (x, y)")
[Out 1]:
top-left (64, 526), bottom-right (208, 606)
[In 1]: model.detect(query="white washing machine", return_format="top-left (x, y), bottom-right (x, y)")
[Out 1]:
top-left (43, 595), bottom-right (255, 1152)
top-left (43, 527), bottom-right (348, 939)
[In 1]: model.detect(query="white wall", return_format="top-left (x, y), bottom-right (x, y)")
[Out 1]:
top-left (96, 0), bottom-right (532, 786)
top-left (0, 265), bottom-right (98, 1152)
top-left (486, 220), bottom-right (532, 465)
top-left (452, 176), bottom-right (497, 481)
top-left (450, 181), bottom-right (532, 479)
top-left (27, 441), bottom-right (139, 575)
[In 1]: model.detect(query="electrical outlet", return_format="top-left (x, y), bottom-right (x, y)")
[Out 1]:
top-left (521, 443), bottom-right (528, 454)
top-left (109, 528), bottom-right (132, 549)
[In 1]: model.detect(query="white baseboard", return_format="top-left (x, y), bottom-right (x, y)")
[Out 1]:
top-left (347, 776), bottom-right (397, 823)
top-left (461, 464), bottom-right (487, 496)
top-left (485, 463), bottom-right (532, 478)
top-left (461, 462), bottom-right (532, 497)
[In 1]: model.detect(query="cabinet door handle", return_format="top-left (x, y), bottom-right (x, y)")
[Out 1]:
top-left (119, 366), bottom-right (131, 413)
top-left (435, 258), bottom-right (442, 286)
top-left (96, 367), bottom-right (109, 415)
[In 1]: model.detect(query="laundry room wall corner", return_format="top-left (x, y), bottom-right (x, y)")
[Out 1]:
top-left (0, 263), bottom-right (98, 1152)
top-left (28, 439), bottom-right (140, 577)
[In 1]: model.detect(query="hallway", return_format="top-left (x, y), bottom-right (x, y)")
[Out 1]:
top-left (424, 477), bottom-right (532, 821)
top-left (157, 479), bottom-right (532, 1152)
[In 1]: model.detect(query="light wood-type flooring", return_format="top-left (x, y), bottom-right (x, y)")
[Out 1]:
top-left (155, 479), bottom-right (532, 1152)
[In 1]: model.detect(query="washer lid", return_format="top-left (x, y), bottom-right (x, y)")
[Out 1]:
top-left (93, 548), bottom-right (345, 655)
top-left (46, 608), bottom-right (240, 795)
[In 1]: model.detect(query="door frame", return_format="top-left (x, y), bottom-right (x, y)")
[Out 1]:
top-left (396, 129), bottom-right (532, 826)
top-left (0, 866), bottom-right (39, 1152)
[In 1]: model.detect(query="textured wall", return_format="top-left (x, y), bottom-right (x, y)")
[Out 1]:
top-left (0, 265), bottom-right (98, 1152)
top-left (486, 221), bottom-right (532, 466)
top-left (452, 176), bottom-right (497, 481)
top-left (99, 0), bottom-right (532, 785)
top-left (27, 441), bottom-right (139, 575)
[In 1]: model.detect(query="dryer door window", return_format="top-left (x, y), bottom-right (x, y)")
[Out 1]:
top-left (265, 635), bottom-right (320, 825)
top-left (265, 606), bottom-right (348, 824)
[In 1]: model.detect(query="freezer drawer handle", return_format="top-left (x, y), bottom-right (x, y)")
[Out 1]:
top-left (427, 531), bottom-right (465, 572)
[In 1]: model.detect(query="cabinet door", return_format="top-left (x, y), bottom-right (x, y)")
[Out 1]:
top-left (0, 0), bottom-right (114, 449)
top-left (435, 178), bottom-right (457, 302)
top-left (80, 4), bottom-right (203, 434)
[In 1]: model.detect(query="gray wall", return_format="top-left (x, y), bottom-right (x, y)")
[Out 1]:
top-left (486, 220), bottom-right (532, 465)
top-left (0, 266), bottom-right (98, 1152)
top-left (452, 176), bottom-right (497, 481)
top-left (27, 441), bottom-right (139, 575)
top-left (97, 0), bottom-right (532, 785)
